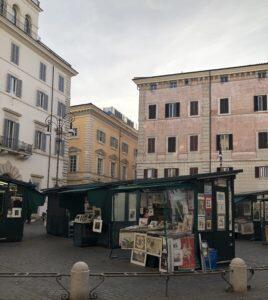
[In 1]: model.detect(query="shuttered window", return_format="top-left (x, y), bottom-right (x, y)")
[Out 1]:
top-left (57, 102), bottom-right (66, 118)
top-left (219, 98), bottom-right (229, 114)
top-left (122, 142), bottom-right (129, 154)
top-left (148, 105), bottom-right (156, 119)
top-left (190, 101), bottom-right (198, 116)
top-left (258, 132), bottom-right (268, 149)
top-left (255, 166), bottom-right (268, 178)
top-left (254, 95), bottom-right (267, 112)
top-left (164, 168), bottom-right (179, 178)
top-left (110, 161), bottom-right (116, 178)
top-left (36, 91), bottom-right (48, 110)
top-left (59, 75), bottom-right (65, 92)
top-left (168, 137), bottom-right (176, 153)
top-left (97, 130), bottom-right (106, 143)
top-left (216, 134), bottom-right (233, 151)
top-left (165, 102), bottom-right (180, 118)
top-left (34, 131), bottom-right (46, 151)
top-left (39, 63), bottom-right (47, 82)
top-left (189, 167), bottom-right (198, 175)
top-left (110, 136), bottom-right (118, 148)
top-left (144, 169), bottom-right (158, 179)
top-left (11, 43), bottom-right (19, 65)
top-left (190, 135), bottom-right (198, 151)
top-left (3, 119), bottom-right (19, 150)
top-left (147, 138), bottom-right (155, 153)
top-left (6, 74), bottom-right (22, 98)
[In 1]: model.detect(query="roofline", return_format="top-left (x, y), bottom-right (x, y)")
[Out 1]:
top-left (235, 190), bottom-right (268, 197)
top-left (43, 169), bottom-right (243, 193)
top-left (132, 62), bottom-right (268, 84)
top-left (28, 0), bottom-right (43, 12)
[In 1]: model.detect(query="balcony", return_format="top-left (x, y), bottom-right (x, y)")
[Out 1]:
top-left (0, 136), bottom-right (32, 158)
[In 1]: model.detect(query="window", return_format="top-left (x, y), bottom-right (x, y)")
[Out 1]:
top-left (97, 130), bottom-right (106, 143)
top-left (220, 75), bottom-right (228, 83)
top-left (258, 71), bottom-right (267, 79)
top-left (219, 98), bottom-right (229, 114)
top-left (24, 15), bottom-right (31, 35)
top-left (0, 0), bottom-right (5, 16)
top-left (59, 75), bottom-right (65, 92)
top-left (122, 142), bottom-right (128, 154)
top-left (57, 102), bottom-right (66, 118)
top-left (112, 193), bottom-right (126, 221)
top-left (258, 132), bottom-right (268, 149)
top-left (255, 166), bottom-right (268, 178)
top-left (216, 134), bottom-right (233, 151)
top-left (148, 104), bottom-right (156, 119)
top-left (11, 43), bottom-right (19, 65)
top-left (11, 5), bottom-right (17, 24)
top-left (168, 137), bottom-right (176, 153)
top-left (71, 128), bottom-right (78, 137)
top-left (190, 101), bottom-right (198, 116)
top-left (69, 155), bottom-right (77, 173)
top-left (144, 169), bottom-right (157, 179)
top-left (165, 102), bottom-right (180, 118)
top-left (55, 138), bottom-right (65, 156)
top-left (121, 165), bottom-right (127, 180)
top-left (216, 167), bottom-right (233, 172)
top-left (34, 131), bottom-right (46, 151)
top-left (150, 83), bottom-right (157, 91)
top-left (189, 167), bottom-right (198, 175)
top-left (190, 135), bottom-right (198, 151)
top-left (111, 161), bottom-right (116, 178)
top-left (110, 136), bottom-right (118, 149)
top-left (36, 91), bottom-right (48, 110)
top-left (184, 79), bottom-right (189, 85)
top-left (147, 138), bottom-right (155, 153)
top-left (164, 168), bottom-right (179, 178)
top-left (39, 63), bottom-right (47, 82)
top-left (97, 157), bottom-right (104, 175)
top-left (254, 95), bottom-right (267, 112)
top-left (6, 74), bottom-right (22, 98)
top-left (170, 81), bottom-right (177, 88)
top-left (134, 149), bottom-right (138, 158)
top-left (3, 119), bottom-right (19, 149)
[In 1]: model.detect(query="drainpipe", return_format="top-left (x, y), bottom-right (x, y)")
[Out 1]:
top-left (118, 128), bottom-right (121, 180)
top-left (209, 70), bottom-right (212, 172)
top-left (46, 66), bottom-right (55, 188)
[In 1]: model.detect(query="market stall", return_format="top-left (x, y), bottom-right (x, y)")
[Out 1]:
top-left (0, 175), bottom-right (44, 241)
top-left (234, 190), bottom-right (268, 242)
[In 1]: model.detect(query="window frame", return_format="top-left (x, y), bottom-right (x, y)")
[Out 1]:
top-left (148, 104), bottom-right (157, 120)
top-left (39, 62), bottom-right (47, 82)
top-left (147, 137), bottom-right (156, 154)
top-left (189, 100), bottom-right (199, 117)
top-left (165, 102), bottom-right (180, 118)
top-left (189, 135), bottom-right (199, 152)
top-left (122, 142), bottom-right (129, 154)
top-left (69, 155), bottom-right (78, 173)
top-left (97, 130), bottom-right (106, 144)
top-left (218, 98), bottom-right (230, 115)
top-left (97, 157), bottom-right (104, 176)
top-left (58, 75), bottom-right (65, 93)
top-left (258, 131), bottom-right (268, 149)
top-left (167, 136), bottom-right (176, 153)
top-left (11, 42), bottom-right (19, 65)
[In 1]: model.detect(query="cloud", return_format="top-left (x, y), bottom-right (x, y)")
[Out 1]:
top-left (39, 0), bottom-right (268, 122)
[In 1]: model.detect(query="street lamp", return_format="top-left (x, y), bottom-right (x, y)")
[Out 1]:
top-left (218, 141), bottom-right (223, 171)
top-left (45, 112), bottom-right (75, 187)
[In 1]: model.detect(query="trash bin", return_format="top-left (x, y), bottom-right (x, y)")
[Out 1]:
top-left (73, 222), bottom-right (98, 247)
top-left (205, 248), bottom-right (218, 270)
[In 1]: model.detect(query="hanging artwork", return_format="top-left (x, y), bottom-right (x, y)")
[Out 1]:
top-left (205, 195), bottom-right (212, 209)
top-left (198, 194), bottom-right (205, 216)
top-left (206, 220), bottom-right (212, 231)
top-left (217, 216), bottom-right (225, 230)
top-left (198, 216), bottom-right (205, 231)
top-left (93, 219), bottom-right (103, 233)
top-left (129, 208), bottom-right (136, 221)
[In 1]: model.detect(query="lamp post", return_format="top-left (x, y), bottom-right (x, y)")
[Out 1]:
top-left (218, 141), bottom-right (223, 171)
top-left (45, 112), bottom-right (75, 187)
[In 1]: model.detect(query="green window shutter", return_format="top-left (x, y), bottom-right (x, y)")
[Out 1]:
top-left (16, 79), bottom-right (22, 98)
top-left (6, 74), bottom-right (11, 93)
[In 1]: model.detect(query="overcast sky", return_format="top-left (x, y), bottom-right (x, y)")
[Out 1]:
top-left (39, 0), bottom-right (268, 124)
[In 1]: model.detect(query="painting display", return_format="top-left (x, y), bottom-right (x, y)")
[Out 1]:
top-left (131, 249), bottom-right (147, 266)
top-left (129, 209), bottom-right (136, 221)
top-left (134, 233), bottom-right (146, 251)
top-left (119, 231), bottom-right (134, 249)
top-left (198, 216), bottom-right (205, 231)
top-left (217, 216), bottom-right (225, 230)
top-left (93, 219), bottom-right (103, 233)
top-left (217, 192), bottom-right (226, 231)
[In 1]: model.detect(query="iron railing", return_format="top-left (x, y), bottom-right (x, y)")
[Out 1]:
top-left (0, 135), bottom-right (32, 155)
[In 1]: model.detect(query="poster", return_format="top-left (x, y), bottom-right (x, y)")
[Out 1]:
top-left (180, 236), bottom-right (195, 269)
top-left (146, 236), bottom-right (162, 257)
top-left (217, 200), bottom-right (226, 215)
top-left (119, 232), bottom-right (134, 249)
top-left (129, 208), bottom-right (136, 221)
top-left (204, 183), bottom-right (212, 195)
top-left (205, 195), bottom-right (212, 209)
top-left (217, 216), bottom-right (225, 230)
top-left (134, 233), bottom-right (147, 251)
top-left (173, 239), bottom-right (183, 267)
top-left (131, 250), bottom-right (147, 266)
top-left (206, 220), bottom-right (212, 231)
top-left (198, 194), bottom-right (205, 216)
top-left (198, 216), bottom-right (205, 231)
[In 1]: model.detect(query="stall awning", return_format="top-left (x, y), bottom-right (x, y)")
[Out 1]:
top-left (59, 188), bottom-right (89, 195)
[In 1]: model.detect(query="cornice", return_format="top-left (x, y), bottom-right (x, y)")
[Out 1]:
top-left (3, 107), bottom-right (22, 117)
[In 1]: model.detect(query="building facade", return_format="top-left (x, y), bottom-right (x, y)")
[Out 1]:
top-left (133, 63), bottom-right (268, 193)
top-left (67, 103), bottom-right (138, 185)
top-left (0, 0), bottom-right (77, 189)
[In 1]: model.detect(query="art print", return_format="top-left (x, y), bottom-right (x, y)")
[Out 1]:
top-left (139, 218), bottom-right (148, 227)
top-left (204, 183), bottom-right (212, 195)
top-left (198, 216), bottom-right (205, 231)
top-left (129, 208), bottom-right (136, 221)
top-left (159, 251), bottom-right (168, 272)
top-left (205, 196), bottom-right (212, 209)
top-left (173, 239), bottom-right (183, 267)
top-left (206, 219), bottom-right (212, 230)
top-left (217, 191), bottom-right (225, 201)
top-left (93, 219), bottom-right (103, 233)
top-left (146, 236), bottom-right (162, 257)
top-left (131, 250), bottom-right (147, 267)
top-left (148, 208), bottom-right (154, 216)
top-left (134, 233), bottom-right (147, 251)
top-left (198, 194), bottom-right (205, 216)
top-left (217, 216), bottom-right (225, 230)
top-left (240, 223), bottom-right (254, 235)
top-left (119, 232), bottom-right (134, 249)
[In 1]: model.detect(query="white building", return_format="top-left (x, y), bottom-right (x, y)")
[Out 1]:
top-left (0, 0), bottom-right (78, 189)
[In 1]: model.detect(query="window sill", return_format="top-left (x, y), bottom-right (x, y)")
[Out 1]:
top-left (165, 116), bottom-right (180, 120)
top-left (188, 114), bottom-right (200, 118)
top-left (218, 113), bottom-right (231, 116)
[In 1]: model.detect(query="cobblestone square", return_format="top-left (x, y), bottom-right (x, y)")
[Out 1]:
top-left (0, 221), bottom-right (268, 300)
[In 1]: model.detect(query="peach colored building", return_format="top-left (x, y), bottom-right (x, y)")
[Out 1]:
top-left (133, 63), bottom-right (268, 193)
top-left (67, 103), bottom-right (138, 185)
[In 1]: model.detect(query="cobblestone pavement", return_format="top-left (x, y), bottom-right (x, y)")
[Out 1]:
top-left (0, 221), bottom-right (268, 300)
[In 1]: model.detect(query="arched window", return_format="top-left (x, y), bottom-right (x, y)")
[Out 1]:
top-left (12, 5), bottom-right (18, 24)
top-left (24, 15), bottom-right (31, 35)
top-left (0, 0), bottom-right (5, 16)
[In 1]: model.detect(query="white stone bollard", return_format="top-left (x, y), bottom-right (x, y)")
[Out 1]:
top-left (70, 261), bottom-right (89, 300)
top-left (229, 258), bottom-right (248, 293)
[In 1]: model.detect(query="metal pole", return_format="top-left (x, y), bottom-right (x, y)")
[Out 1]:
top-left (55, 121), bottom-right (61, 187)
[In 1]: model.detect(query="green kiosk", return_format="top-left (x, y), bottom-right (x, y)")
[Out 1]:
top-left (0, 175), bottom-right (44, 242)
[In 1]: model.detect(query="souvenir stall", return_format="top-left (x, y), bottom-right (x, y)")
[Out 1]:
top-left (116, 170), bottom-right (242, 271)
top-left (0, 175), bottom-right (44, 242)
top-left (234, 191), bottom-right (268, 242)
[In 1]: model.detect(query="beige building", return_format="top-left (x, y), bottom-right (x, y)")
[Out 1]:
top-left (67, 103), bottom-right (138, 185)
top-left (0, 0), bottom-right (77, 189)
top-left (133, 63), bottom-right (268, 193)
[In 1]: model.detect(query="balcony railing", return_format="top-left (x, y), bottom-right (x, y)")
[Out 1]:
top-left (0, 8), bottom-right (38, 40)
top-left (0, 136), bottom-right (32, 156)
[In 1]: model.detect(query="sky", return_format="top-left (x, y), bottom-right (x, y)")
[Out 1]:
top-left (39, 0), bottom-right (268, 124)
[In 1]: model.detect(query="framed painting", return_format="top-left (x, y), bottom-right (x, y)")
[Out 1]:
top-left (146, 236), bottom-right (162, 257)
top-left (131, 250), bottom-right (147, 267)
top-left (134, 233), bottom-right (147, 251)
